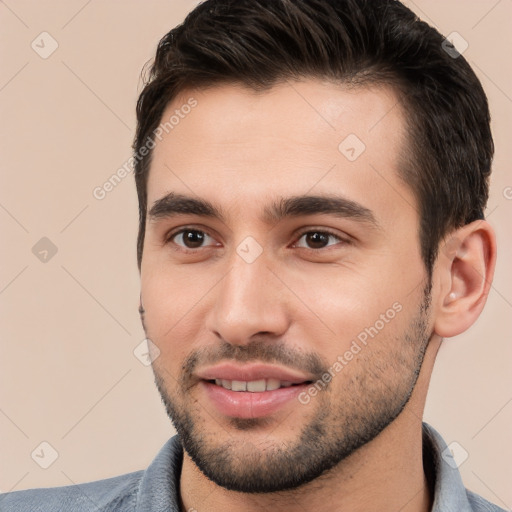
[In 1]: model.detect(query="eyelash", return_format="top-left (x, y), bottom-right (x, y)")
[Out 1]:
top-left (164, 226), bottom-right (349, 253)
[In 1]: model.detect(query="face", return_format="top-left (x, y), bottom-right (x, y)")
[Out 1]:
top-left (140, 80), bottom-right (433, 493)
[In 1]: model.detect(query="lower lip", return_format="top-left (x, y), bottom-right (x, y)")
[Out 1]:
top-left (201, 381), bottom-right (308, 419)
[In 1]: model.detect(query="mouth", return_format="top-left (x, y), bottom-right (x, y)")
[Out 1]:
top-left (196, 363), bottom-right (315, 419)
top-left (207, 378), bottom-right (310, 392)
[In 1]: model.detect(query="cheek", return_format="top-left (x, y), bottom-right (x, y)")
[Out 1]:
top-left (283, 262), bottom-right (408, 347)
top-left (142, 257), bottom-right (212, 316)
top-left (140, 266), bottom-right (208, 361)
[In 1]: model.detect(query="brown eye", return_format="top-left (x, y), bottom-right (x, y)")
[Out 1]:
top-left (168, 229), bottom-right (215, 249)
top-left (304, 232), bottom-right (330, 249)
top-left (294, 230), bottom-right (345, 250)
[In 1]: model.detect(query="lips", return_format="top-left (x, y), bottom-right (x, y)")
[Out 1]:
top-left (196, 362), bottom-right (314, 419)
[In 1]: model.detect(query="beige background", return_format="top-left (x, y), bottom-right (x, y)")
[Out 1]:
top-left (0, 0), bottom-right (511, 507)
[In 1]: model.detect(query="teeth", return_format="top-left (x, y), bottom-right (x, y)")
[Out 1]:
top-left (212, 378), bottom-right (299, 392)
top-left (266, 378), bottom-right (281, 391)
top-left (247, 379), bottom-right (266, 392)
top-left (231, 380), bottom-right (247, 391)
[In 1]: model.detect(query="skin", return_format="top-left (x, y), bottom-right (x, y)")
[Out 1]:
top-left (139, 80), bottom-right (496, 512)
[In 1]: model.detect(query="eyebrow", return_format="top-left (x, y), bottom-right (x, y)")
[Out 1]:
top-left (148, 192), bottom-right (380, 229)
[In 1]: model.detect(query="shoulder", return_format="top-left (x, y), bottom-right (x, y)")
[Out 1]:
top-left (466, 489), bottom-right (508, 512)
top-left (0, 435), bottom-right (184, 512)
top-left (0, 469), bottom-right (144, 512)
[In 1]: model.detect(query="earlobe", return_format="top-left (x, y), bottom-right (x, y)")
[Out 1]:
top-left (434, 220), bottom-right (496, 338)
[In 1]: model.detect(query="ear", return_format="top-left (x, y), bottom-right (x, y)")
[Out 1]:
top-left (433, 220), bottom-right (496, 338)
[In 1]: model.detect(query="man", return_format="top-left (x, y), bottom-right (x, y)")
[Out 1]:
top-left (2, 0), bottom-right (505, 510)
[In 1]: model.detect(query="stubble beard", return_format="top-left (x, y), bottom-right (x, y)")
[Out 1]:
top-left (148, 285), bottom-right (433, 493)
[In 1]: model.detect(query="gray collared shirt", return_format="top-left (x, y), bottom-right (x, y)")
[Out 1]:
top-left (1, 423), bottom-right (506, 511)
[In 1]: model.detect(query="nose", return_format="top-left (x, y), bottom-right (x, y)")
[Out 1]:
top-left (205, 250), bottom-right (290, 346)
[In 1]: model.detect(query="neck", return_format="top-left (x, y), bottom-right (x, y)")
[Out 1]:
top-left (179, 339), bottom-right (441, 512)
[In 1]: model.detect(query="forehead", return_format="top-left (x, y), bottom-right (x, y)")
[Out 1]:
top-left (147, 79), bottom-right (416, 230)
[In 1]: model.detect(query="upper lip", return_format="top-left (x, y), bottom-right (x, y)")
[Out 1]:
top-left (196, 362), bottom-right (314, 384)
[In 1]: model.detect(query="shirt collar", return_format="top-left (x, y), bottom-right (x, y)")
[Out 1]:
top-left (422, 422), bottom-right (475, 511)
top-left (135, 435), bottom-right (183, 512)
